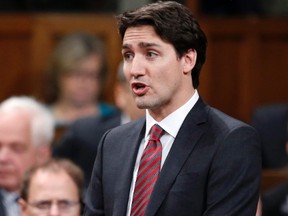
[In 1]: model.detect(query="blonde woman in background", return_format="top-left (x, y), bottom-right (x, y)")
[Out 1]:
top-left (45, 32), bottom-right (116, 128)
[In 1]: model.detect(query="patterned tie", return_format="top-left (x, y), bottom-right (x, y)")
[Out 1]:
top-left (131, 124), bottom-right (164, 216)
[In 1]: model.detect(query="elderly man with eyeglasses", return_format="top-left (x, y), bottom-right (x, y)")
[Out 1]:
top-left (18, 159), bottom-right (84, 216)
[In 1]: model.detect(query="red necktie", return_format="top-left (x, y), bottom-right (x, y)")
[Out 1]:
top-left (131, 124), bottom-right (164, 216)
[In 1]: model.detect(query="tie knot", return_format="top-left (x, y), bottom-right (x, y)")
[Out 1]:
top-left (149, 124), bottom-right (164, 141)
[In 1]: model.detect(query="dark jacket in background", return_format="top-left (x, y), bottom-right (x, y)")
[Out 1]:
top-left (0, 192), bottom-right (5, 216)
top-left (251, 104), bottom-right (288, 169)
top-left (53, 110), bottom-right (122, 188)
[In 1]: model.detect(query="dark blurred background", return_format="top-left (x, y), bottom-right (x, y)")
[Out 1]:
top-left (0, 0), bottom-right (287, 16)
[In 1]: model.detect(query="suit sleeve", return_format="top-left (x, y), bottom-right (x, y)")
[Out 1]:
top-left (204, 125), bottom-right (262, 215)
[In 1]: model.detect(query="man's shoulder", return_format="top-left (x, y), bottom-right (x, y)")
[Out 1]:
top-left (191, 97), bottom-right (249, 130)
top-left (207, 106), bottom-right (256, 136)
top-left (105, 117), bottom-right (145, 137)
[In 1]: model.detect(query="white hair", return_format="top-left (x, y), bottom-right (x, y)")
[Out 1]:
top-left (0, 96), bottom-right (55, 147)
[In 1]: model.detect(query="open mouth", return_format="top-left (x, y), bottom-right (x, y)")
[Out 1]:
top-left (132, 82), bottom-right (145, 89)
top-left (131, 82), bottom-right (149, 96)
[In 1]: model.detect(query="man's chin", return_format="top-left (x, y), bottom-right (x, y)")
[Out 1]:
top-left (0, 181), bottom-right (18, 191)
top-left (135, 102), bottom-right (148, 110)
top-left (135, 97), bottom-right (160, 110)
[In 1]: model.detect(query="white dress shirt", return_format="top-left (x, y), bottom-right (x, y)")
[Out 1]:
top-left (126, 90), bottom-right (199, 215)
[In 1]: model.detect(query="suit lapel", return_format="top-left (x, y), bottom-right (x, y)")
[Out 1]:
top-left (0, 191), bottom-right (6, 216)
top-left (146, 99), bottom-right (208, 216)
top-left (112, 119), bottom-right (146, 216)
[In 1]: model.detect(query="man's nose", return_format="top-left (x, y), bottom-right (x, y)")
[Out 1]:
top-left (0, 147), bottom-right (12, 162)
top-left (130, 56), bottom-right (145, 78)
top-left (49, 203), bottom-right (61, 216)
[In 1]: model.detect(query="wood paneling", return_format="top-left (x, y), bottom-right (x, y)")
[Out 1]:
top-left (198, 17), bottom-right (288, 122)
top-left (262, 169), bottom-right (288, 192)
top-left (0, 15), bottom-right (287, 123)
top-left (0, 15), bottom-right (33, 100)
top-left (0, 14), bottom-right (122, 104)
top-left (30, 14), bottom-right (122, 103)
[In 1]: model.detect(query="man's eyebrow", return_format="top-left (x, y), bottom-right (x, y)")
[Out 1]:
top-left (139, 42), bottom-right (160, 48)
top-left (122, 42), bottom-right (160, 50)
top-left (122, 44), bottom-right (131, 50)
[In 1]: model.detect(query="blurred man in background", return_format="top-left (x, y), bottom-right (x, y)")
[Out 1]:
top-left (18, 158), bottom-right (84, 216)
top-left (0, 96), bottom-right (54, 216)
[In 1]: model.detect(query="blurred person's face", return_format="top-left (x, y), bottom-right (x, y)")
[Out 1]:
top-left (0, 112), bottom-right (38, 192)
top-left (59, 54), bottom-right (102, 107)
top-left (19, 169), bottom-right (81, 216)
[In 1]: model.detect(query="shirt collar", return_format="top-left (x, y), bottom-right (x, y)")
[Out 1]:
top-left (145, 90), bottom-right (199, 138)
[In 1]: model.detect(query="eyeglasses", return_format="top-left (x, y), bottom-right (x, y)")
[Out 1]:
top-left (27, 199), bottom-right (80, 213)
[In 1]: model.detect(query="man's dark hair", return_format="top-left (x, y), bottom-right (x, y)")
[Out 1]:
top-left (116, 1), bottom-right (207, 88)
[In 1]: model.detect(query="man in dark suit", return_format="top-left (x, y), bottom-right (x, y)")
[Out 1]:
top-left (84, 1), bottom-right (261, 215)
top-left (53, 62), bottom-right (145, 188)
top-left (0, 97), bottom-right (54, 216)
top-left (251, 104), bottom-right (288, 169)
top-left (251, 104), bottom-right (288, 216)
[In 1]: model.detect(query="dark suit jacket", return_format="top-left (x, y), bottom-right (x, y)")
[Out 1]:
top-left (84, 98), bottom-right (262, 216)
top-left (53, 110), bottom-right (122, 188)
top-left (262, 183), bottom-right (288, 216)
top-left (251, 104), bottom-right (288, 169)
top-left (0, 192), bottom-right (6, 216)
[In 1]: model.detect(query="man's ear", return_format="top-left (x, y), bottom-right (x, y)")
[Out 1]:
top-left (18, 198), bottom-right (28, 216)
top-left (183, 49), bottom-right (197, 74)
top-left (36, 145), bottom-right (51, 165)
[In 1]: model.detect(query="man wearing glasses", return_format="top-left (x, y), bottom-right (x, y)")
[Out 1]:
top-left (18, 159), bottom-right (84, 216)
